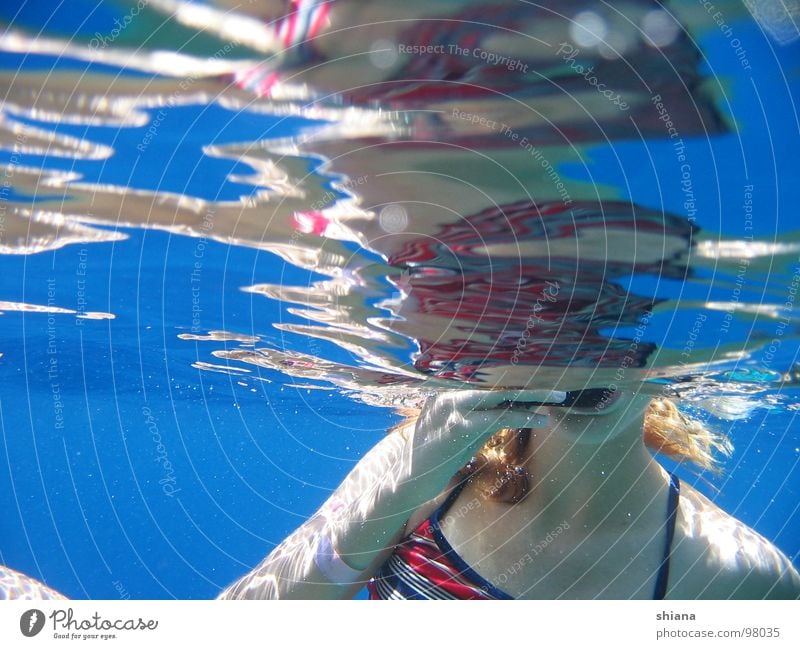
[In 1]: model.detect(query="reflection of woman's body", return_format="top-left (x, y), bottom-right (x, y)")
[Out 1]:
top-left (219, 389), bottom-right (800, 599)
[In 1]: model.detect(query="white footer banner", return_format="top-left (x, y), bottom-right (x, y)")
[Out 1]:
top-left (1, 600), bottom-right (798, 647)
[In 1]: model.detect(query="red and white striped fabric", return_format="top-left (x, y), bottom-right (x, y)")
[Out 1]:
top-left (368, 473), bottom-right (681, 600)
top-left (367, 482), bottom-right (512, 600)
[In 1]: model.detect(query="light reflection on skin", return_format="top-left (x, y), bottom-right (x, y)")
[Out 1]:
top-left (6, 388), bottom-right (793, 600)
top-left (0, 565), bottom-right (67, 600)
top-left (218, 390), bottom-right (800, 599)
top-left (672, 489), bottom-right (799, 598)
top-left (440, 393), bottom-right (800, 598)
top-left (219, 423), bottom-right (416, 599)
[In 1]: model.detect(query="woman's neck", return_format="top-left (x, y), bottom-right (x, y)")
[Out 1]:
top-left (520, 395), bottom-right (670, 532)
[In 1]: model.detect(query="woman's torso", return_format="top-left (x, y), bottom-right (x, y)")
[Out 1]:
top-left (369, 472), bottom-right (680, 599)
top-left (369, 471), bottom-right (799, 599)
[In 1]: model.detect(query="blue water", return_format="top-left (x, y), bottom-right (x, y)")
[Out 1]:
top-left (1, 1), bottom-right (799, 599)
top-left (0, 224), bottom-right (391, 598)
top-left (0, 92), bottom-right (387, 596)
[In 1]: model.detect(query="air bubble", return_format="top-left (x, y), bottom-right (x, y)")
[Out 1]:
top-left (379, 204), bottom-right (409, 233)
top-left (369, 39), bottom-right (398, 69)
top-left (570, 11), bottom-right (608, 48)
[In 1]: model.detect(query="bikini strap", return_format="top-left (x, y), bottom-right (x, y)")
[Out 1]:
top-left (653, 472), bottom-right (681, 599)
top-left (432, 477), bottom-right (472, 523)
top-left (433, 472), bottom-right (681, 599)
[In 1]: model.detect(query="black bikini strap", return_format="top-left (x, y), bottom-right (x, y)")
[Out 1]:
top-left (432, 477), bottom-right (471, 523)
top-left (653, 473), bottom-right (681, 599)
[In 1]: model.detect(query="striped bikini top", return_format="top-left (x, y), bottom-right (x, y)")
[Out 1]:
top-left (368, 473), bottom-right (681, 600)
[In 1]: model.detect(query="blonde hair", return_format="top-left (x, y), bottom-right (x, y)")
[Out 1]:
top-left (642, 397), bottom-right (733, 471)
top-left (392, 397), bottom-right (732, 504)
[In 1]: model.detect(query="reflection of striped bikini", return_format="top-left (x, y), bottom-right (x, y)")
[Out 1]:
top-left (368, 474), bottom-right (681, 599)
top-left (276, 0), bottom-right (330, 49)
top-left (233, 0), bottom-right (330, 96)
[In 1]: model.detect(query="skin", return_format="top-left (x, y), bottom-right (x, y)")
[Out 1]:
top-left (435, 391), bottom-right (800, 598)
top-left (218, 389), bottom-right (553, 599)
top-left (218, 389), bottom-right (800, 599)
top-left (0, 565), bottom-right (68, 600)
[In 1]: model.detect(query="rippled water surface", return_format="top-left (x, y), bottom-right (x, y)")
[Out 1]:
top-left (1, 0), bottom-right (799, 597)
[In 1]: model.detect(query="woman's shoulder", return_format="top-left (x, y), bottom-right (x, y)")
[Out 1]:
top-left (668, 480), bottom-right (800, 599)
top-left (403, 476), bottom-right (465, 533)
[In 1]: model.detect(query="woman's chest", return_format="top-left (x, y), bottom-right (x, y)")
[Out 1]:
top-left (439, 504), bottom-right (668, 599)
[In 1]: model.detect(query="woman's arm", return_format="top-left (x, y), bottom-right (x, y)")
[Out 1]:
top-left (670, 485), bottom-right (800, 599)
top-left (0, 565), bottom-right (68, 600)
top-left (217, 389), bottom-right (554, 599)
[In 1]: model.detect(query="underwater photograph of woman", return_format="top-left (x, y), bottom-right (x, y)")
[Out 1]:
top-left (0, 0), bottom-right (799, 644)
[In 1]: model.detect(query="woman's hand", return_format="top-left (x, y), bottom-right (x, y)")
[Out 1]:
top-left (218, 388), bottom-right (559, 598)
top-left (411, 389), bottom-right (561, 463)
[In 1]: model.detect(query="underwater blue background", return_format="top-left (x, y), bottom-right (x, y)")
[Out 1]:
top-left (0, 1), bottom-right (798, 598)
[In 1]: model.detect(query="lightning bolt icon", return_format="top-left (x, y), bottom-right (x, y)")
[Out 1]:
top-left (28, 611), bottom-right (38, 632)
